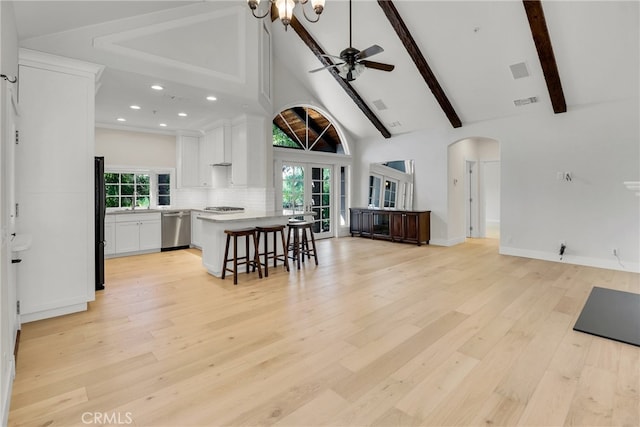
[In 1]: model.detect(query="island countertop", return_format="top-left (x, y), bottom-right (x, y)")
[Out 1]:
top-left (196, 211), bottom-right (291, 223)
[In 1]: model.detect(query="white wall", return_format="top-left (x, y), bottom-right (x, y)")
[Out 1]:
top-left (95, 127), bottom-right (176, 168)
top-left (0, 3), bottom-right (19, 424)
top-left (358, 97), bottom-right (640, 272)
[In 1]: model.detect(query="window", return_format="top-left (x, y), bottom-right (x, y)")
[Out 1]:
top-left (383, 179), bottom-right (397, 208)
top-left (158, 173), bottom-right (171, 206)
top-left (273, 106), bottom-right (344, 153)
top-left (105, 169), bottom-right (173, 209)
top-left (105, 173), bottom-right (150, 208)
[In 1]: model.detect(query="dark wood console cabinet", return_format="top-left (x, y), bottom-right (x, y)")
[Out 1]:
top-left (350, 208), bottom-right (430, 245)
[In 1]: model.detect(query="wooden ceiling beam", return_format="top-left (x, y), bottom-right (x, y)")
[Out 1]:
top-left (377, 0), bottom-right (462, 128)
top-left (523, 0), bottom-right (567, 114)
top-left (289, 16), bottom-right (392, 139)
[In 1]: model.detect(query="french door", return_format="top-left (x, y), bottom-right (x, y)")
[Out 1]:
top-left (282, 163), bottom-right (333, 239)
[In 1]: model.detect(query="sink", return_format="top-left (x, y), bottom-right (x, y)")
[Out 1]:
top-left (11, 233), bottom-right (32, 252)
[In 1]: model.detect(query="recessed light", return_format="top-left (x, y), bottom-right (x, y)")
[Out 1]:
top-left (151, 85), bottom-right (164, 91)
top-left (130, 105), bottom-right (141, 110)
top-left (116, 117), bottom-right (126, 122)
top-left (178, 112), bottom-right (188, 117)
top-left (159, 123), bottom-right (168, 127)
top-left (206, 96), bottom-right (217, 101)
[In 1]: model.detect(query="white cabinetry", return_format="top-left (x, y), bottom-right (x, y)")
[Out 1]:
top-left (105, 215), bottom-right (116, 255)
top-left (16, 49), bottom-right (103, 323)
top-left (191, 211), bottom-right (203, 248)
top-left (177, 122), bottom-right (231, 188)
top-left (114, 213), bottom-right (161, 255)
top-left (231, 115), bottom-right (267, 187)
top-left (177, 135), bottom-right (200, 188)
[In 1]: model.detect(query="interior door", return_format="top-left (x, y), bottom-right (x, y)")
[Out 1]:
top-left (282, 163), bottom-right (333, 239)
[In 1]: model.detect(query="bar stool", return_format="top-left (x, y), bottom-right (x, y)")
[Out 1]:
top-left (221, 227), bottom-right (263, 285)
top-left (286, 221), bottom-right (319, 269)
top-left (255, 224), bottom-right (289, 277)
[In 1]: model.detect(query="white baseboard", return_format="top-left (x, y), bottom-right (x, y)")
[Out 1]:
top-left (500, 246), bottom-right (640, 273)
top-left (20, 302), bottom-right (88, 323)
top-left (430, 236), bottom-right (466, 247)
top-left (1, 358), bottom-right (15, 427)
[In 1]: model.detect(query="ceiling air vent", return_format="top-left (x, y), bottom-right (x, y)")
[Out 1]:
top-left (372, 99), bottom-right (388, 111)
top-left (509, 62), bottom-right (530, 79)
top-left (514, 96), bottom-right (538, 107)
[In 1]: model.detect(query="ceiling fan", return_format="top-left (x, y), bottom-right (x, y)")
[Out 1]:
top-left (309, 0), bottom-right (395, 81)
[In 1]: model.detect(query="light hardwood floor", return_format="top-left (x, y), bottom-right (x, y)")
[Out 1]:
top-left (9, 238), bottom-right (640, 426)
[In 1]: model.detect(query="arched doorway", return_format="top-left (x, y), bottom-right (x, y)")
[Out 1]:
top-left (272, 105), bottom-right (352, 239)
top-left (447, 137), bottom-right (500, 241)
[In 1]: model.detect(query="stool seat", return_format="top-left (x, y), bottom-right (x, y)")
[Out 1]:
top-left (286, 221), bottom-right (319, 269)
top-left (255, 224), bottom-right (289, 276)
top-left (222, 228), bottom-right (263, 285)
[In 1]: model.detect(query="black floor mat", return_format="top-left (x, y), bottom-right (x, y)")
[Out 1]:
top-left (573, 287), bottom-right (640, 347)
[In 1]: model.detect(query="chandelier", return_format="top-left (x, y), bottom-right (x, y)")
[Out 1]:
top-left (247, 0), bottom-right (326, 30)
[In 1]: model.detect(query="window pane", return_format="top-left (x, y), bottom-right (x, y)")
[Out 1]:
top-left (159, 195), bottom-right (170, 206)
top-left (106, 197), bottom-right (119, 208)
top-left (105, 173), bottom-right (120, 184)
top-left (158, 185), bottom-right (170, 195)
top-left (136, 184), bottom-right (150, 196)
top-left (121, 197), bottom-right (133, 207)
top-left (121, 174), bottom-right (134, 184)
top-left (136, 174), bottom-right (150, 185)
top-left (106, 184), bottom-right (119, 196)
top-left (136, 196), bottom-right (150, 208)
top-left (121, 184), bottom-right (134, 196)
top-left (158, 174), bottom-right (170, 184)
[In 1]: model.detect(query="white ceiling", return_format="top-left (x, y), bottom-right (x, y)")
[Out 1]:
top-left (11, 0), bottom-right (639, 139)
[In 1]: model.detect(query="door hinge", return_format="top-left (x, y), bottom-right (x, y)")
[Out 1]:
top-left (15, 203), bottom-right (19, 218)
top-left (15, 130), bottom-right (19, 144)
top-left (16, 300), bottom-right (20, 315)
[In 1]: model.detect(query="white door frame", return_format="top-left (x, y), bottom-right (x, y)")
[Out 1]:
top-left (465, 160), bottom-right (479, 238)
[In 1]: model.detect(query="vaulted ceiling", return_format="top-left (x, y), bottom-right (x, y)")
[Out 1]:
top-left (11, 1), bottom-right (639, 140)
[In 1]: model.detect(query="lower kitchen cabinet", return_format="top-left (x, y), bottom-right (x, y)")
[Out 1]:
top-left (191, 210), bottom-right (203, 248)
top-left (350, 208), bottom-right (430, 246)
top-left (110, 213), bottom-right (161, 256)
top-left (105, 215), bottom-right (116, 255)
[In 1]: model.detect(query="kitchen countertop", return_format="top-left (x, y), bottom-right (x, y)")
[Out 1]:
top-left (196, 211), bottom-right (292, 223)
top-left (106, 209), bottom-right (163, 215)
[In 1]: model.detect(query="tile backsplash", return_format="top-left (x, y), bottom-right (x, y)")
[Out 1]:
top-left (172, 187), bottom-right (275, 212)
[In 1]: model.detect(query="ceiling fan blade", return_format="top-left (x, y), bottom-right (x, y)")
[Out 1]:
top-left (362, 60), bottom-right (395, 72)
top-left (319, 53), bottom-right (344, 61)
top-left (309, 62), bottom-right (344, 73)
top-left (356, 44), bottom-right (384, 60)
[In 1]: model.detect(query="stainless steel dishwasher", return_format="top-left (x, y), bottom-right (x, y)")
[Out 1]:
top-left (161, 210), bottom-right (191, 250)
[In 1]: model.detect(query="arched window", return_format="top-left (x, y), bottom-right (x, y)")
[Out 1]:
top-left (273, 106), bottom-right (344, 154)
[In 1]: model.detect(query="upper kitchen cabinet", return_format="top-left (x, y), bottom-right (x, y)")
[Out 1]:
top-left (16, 49), bottom-right (104, 322)
top-left (176, 121), bottom-right (232, 188)
top-left (231, 115), bottom-right (269, 188)
top-left (176, 134), bottom-right (200, 188)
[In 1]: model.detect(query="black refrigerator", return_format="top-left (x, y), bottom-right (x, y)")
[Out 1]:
top-left (95, 156), bottom-right (105, 291)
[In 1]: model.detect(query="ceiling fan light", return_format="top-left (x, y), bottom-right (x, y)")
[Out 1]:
top-left (247, 0), bottom-right (259, 10)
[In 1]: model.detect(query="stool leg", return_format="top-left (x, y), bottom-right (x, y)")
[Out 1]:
top-left (308, 227), bottom-right (319, 266)
top-left (222, 234), bottom-right (231, 280)
top-left (272, 231), bottom-right (278, 269)
top-left (280, 229), bottom-right (289, 271)
top-left (263, 231), bottom-right (269, 277)
top-left (245, 234), bottom-right (250, 274)
top-left (252, 233), bottom-right (263, 279)
top-left (233, 235), bottom-right (238, 285)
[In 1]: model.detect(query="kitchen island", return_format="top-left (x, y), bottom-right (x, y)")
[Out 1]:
top-left (197, 211), bottom-right (291, 277)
